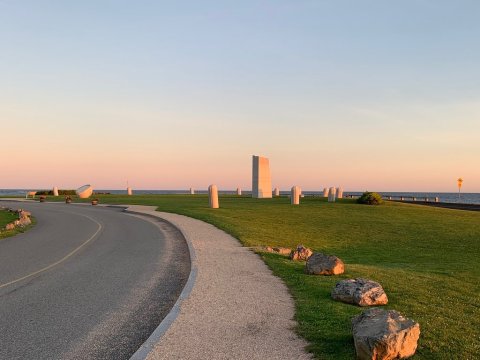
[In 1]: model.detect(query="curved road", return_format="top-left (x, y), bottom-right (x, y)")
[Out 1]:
top-left (0, 200), bottom-right (190, 360)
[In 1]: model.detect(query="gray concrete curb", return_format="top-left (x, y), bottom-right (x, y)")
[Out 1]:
top-left (124, 207), bottom-right (198, 360)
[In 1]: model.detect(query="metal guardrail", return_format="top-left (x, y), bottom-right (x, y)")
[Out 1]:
top-left (344, 194), bottom-right (440, 202)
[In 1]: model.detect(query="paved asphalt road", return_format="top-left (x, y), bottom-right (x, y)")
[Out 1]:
top-left (0, 201), bottom-right (190, 360)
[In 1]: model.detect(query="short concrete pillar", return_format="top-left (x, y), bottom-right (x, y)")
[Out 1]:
top-left (323, 188), bottom-right (328, 197)
top-left (127, 187), bottom-right (132, 196)
top-left (328, 187), bottom-right (336, 202)
top-left (337, 187), bottom-right (344, 199)
top-left (273, 187), bottom-right (280, 196)
top-left (435, 197), bottom-right (439, 203)
top-left (53, 187), bottom-right (59, 197)
top-left (291, 186), bottom-right (301, 205)
top-left (208, 185), bottom-right (219, 209)
top-left (190, 187), bottom-right (195, 195)
top-left (236, 187), bottom-right (242, 196)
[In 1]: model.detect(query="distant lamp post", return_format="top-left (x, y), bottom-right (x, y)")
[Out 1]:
top-left (457, 178), bottom-right (463, 200)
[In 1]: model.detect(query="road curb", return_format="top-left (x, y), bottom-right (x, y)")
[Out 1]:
top-left (123, 207), bottom-right (198, 360)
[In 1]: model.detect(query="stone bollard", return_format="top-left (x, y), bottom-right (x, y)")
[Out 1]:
top-left (53, 187), bottom-right (59, 197)
top-left (323, 188), bottom-right (328, 197)
top-left (208, 185), bottom-right (219, 209)
top-left (435, 197), bottom-right (439, 203)
top-left (291, 186), bottom-right (301, 205)
top-left (328, 187), bottom-right (336, 202)
top-left (190, 187), bottom-right (195, 195)
top-left (127, 187), bottom-right (133, 196)
top-left (274, 187), bottom-right (280, 197)
top-left (236, 187), bottom-right (242, 196)
top-left (337, 187), bottom-right (344, 199)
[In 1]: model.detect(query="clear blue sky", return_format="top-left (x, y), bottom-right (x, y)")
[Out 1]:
top-left (1, 1), bottom-right (479, 191)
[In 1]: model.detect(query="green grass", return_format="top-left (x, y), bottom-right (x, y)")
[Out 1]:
top-left (0, 209), bottom-right (24, 239)
top-left (17, 194), bottom-right (480, 358)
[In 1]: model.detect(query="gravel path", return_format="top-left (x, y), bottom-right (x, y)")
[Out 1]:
top-left (125, 206), bottom-right (312, 360)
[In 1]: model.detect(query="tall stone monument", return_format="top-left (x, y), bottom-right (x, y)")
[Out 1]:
top-left (323, 188), bottom-right (328, 197)
top-left (252, 155), bottom-right (272, 198)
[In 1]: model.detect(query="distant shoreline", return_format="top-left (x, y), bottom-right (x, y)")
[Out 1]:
top-left (395, 200), bottom-right (480, 212)
top-left (1, 189), bottom-right (480, 205)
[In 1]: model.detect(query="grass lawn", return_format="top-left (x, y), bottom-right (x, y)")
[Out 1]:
top-left (0, 209), bottom-right (22, 240)
top-left (19, 194), bottom-right (480, 358)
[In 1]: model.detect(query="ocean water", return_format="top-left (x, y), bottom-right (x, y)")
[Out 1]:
top-left (1, 189), bottom-right (479, 205)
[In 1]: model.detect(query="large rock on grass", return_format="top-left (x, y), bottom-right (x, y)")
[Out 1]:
top-left (290, 245), bottom-right (313, 261)
top-left (18, 210), bottom-right (31, 218)
top-left (352, 308), bottom-right (420, 360)
top-left (332, 278), bottom-right (388, 306)
top-left (304, 252), bottom-right (344, 275)
top-left (16, 216), bottom-right (32, 227)
top-left (5, 223), bottom-right (15, 231)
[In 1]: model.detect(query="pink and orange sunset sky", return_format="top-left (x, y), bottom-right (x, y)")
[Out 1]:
top-left (1, 1), bottom-right (479, 192)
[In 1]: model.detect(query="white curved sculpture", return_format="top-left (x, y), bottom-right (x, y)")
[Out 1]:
top-left (76, 185), bottom-right (93, 199)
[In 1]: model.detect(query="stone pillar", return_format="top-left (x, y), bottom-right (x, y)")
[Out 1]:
top-left (236, 187), bottom-right (242, 196)
top-left (274, 187), bottom-right (280, 197)
top-left (400, 196), bottom-right (405, 201)
top-left (323, 188), bottom-right (328, 197)
top-left (127, 187), bottom-right (132, 196)
top-left (209, 185), bottom-right (219, 209)
top-left (328, 187), bottom-right (336, 202)
top-left (252, 155), bottom-right (272, 198)
top-left (337, 187), bottom-right (344, 199)
top-left (190, 187), bottom-right (195, 195)
top-left (291, 186), bottom-right (301, 205)
top-left (53, 187), bottom-right (59, 197)
top-left (435, 197), bottom-right (439, 203)
top-left (412, 197), bottom-right (416, 201)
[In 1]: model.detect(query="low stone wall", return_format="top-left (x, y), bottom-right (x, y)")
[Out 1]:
top-left (0, 207), bottom-right (32, 231)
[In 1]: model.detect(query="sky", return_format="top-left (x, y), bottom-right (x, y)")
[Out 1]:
top-left (1, 0), bottom-right (479, 192)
